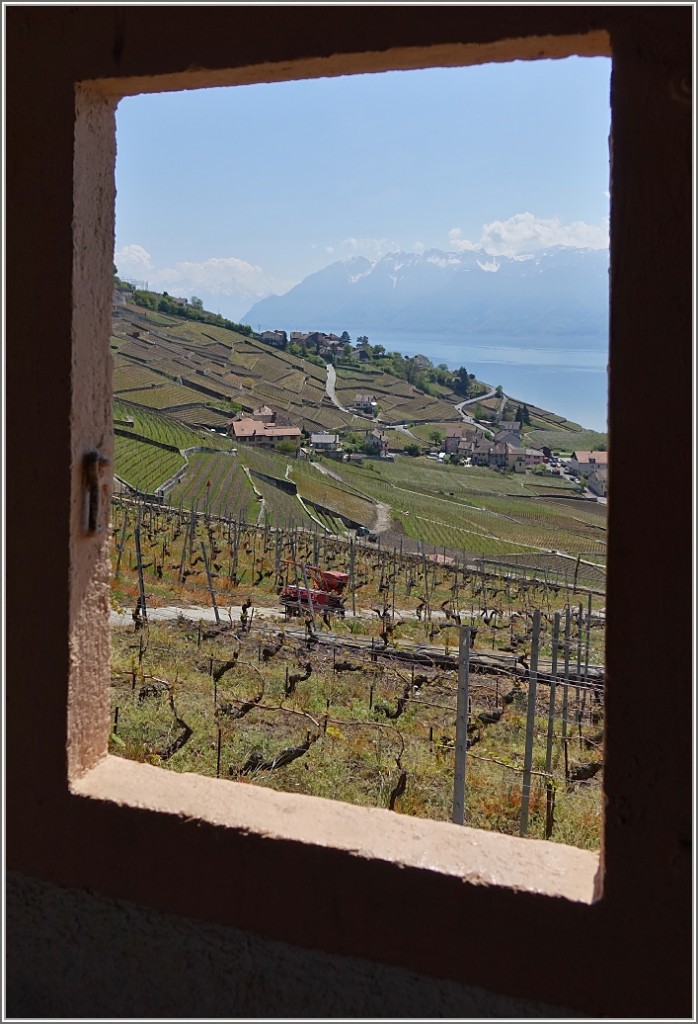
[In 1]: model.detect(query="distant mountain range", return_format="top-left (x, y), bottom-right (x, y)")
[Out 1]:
top-left (243, 246), bottom-right (609, 339)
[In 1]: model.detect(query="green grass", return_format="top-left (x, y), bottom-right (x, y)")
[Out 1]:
top-left (524, 429), bottom-right (608, 452)
top-left (167, 452), bottom-right (257, 520)
top-left (114, 399), bottom-right (233, 450)
top-left (114, 437), bottom-right (186, 492)
top-left (109, 618), bottom-right (603, 850)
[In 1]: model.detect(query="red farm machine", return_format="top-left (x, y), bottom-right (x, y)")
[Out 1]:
top-left (280, 563), bottom-right (349, 619)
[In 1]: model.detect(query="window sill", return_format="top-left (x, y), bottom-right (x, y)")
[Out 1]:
top-left (71, 755), bottom-right (599, 904)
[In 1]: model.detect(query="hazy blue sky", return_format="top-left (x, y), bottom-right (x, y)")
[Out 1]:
top-left (115, 55), bottom-right (612, 321)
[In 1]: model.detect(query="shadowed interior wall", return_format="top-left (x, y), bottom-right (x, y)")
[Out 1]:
top-left (6, 872), bottom-right (580, 1018)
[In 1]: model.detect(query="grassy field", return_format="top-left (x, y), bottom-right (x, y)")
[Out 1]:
top-left (109, 614), bottom-right (603, 850)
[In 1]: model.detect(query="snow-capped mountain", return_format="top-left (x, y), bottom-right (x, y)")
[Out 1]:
top-left (242, 246), bottom-right (608, 338)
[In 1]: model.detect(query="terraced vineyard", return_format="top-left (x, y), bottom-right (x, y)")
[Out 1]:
top-left (110, 298), bottom-right (607, 581)
top-left (115, 400), bottom-right (235, 450)
top-left (114, 437), bottom-right (185, 493)
top-left (253, 478), bottom-right (316, 530)
top-left (168, 453), bottom-right (257, 522)
top-left (313, 454), bottom-right (606, 565)
top-left (524, 428), bottom-right (609, 452)
top-left (119, 383), bottom-right (210, 409)
top-left (291, 462), bottom-right (377, 527)
top-left (113, 363), bottom-right (172, 392)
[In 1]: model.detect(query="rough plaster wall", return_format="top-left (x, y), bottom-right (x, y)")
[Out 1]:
top-left (6, 872), bottom-right (579, 1019)
top-left (68, 86), bottom-right (117, 779)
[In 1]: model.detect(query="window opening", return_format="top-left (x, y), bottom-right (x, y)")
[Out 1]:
top-left (109, 57), bottom-right (610, 851)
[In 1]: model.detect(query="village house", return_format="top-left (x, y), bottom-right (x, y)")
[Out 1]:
top-left (488, 442), bottom-right (511, 470)
top-left (364, 428), bottom-right (389, 455)
top-left (310, 432), bottom-right (341, 452)
top-left (494, 427), bottom-right (522, 447)
top-left (259, 330), bottom-right (287, 348)
top-left (456, 438), bottom-right (476, 461)
top-left (569, 450), bottom-right (609, 477)
top-left (353, 393), bottom-right (378, 416)
top-left (445, 424), bottom-right (482, 454)
top-left (471, 440), bottom-right (494, 467)
top-left (444, 430), bottom-right (461, 455)
top-left (509, 447), bottom-right (529, 472)
top-left (229, 416), bottom-right (301, 448)
top-left (251, 404), bottom-right (275, 424)
top-left (290, 331), bottom-right (310, 346)
top-left (587, 466), bottom-right (608, 497)
top-left (524, 447), bottom-right (546, 466)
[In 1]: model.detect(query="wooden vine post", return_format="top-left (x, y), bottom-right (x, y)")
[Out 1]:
top-left (200, 540), bottom-right (221, 625)
top-left (562, 606), bottom-right (572, 781)
top-left (575, 601), bottom-right (584, 746)
top-left (544, 611), bottom-right (561, 839)
top-left (134, 515), bottom-right (148, 624)
top-left (350, 539), bottom-right (356, 617)
top-left (115, 509), bottom-right (129, 579)
top-left (452, 625), bottom-right (472, 825)
top-left (519, 608), bottom-right (541, 837)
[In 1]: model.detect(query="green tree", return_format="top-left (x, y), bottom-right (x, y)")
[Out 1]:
top-left (340, 331), bottom-right (351, 344)
top-left (190, 296), bottom-right (204, 310)
top-left (429, 430), bottom-right (443, 447)
top-left (453, 367), bottom-right (471, 398)
top-left (405, 443), bottom-right (421, 457)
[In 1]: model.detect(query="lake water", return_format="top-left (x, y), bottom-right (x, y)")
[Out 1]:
top-left (367, 331), bottom-right (609, 432)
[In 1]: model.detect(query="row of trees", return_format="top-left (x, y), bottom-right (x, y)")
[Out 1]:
top-left (114, 271), bottom-right (253, 337)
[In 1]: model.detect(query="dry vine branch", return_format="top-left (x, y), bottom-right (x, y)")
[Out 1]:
top-left (234, 730), bottom-right (320, 776)
top-left (388, 731), bottom-right (407, 811)
top-left (467, 751), bottom-right (553, 780)
top-left (149, 691), bottom-right (193, 761)
top-left (212, 648), bottom-right (240, 682)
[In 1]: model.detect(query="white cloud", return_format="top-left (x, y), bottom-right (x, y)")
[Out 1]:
top-left (114, 244), bottom-right (154, 277)
top-left (449, 213), bottom-right (609, 257)
top-left (114, 246), bottom-right (293, 303)
top-left (340, 236), bottom-right (399, 260)
top-left (412, 241), bottom-right (426, 253)
top-left (156, 256), bottom-right (292, 301)
top-left (448, 228), bottom-right (479, 252)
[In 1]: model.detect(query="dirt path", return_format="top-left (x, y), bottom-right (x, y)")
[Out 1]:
top-left (370, 500), bottom-right (393, 533)
top-left (312, 461), bottom-right (345, 483)
top-left (325, 363), bottom-right (351, 413)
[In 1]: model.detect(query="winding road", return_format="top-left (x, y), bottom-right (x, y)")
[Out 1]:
top-left (454, 387), bottom-right (499, 426)
top-left (324, 363), bottom-right (351, 413)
